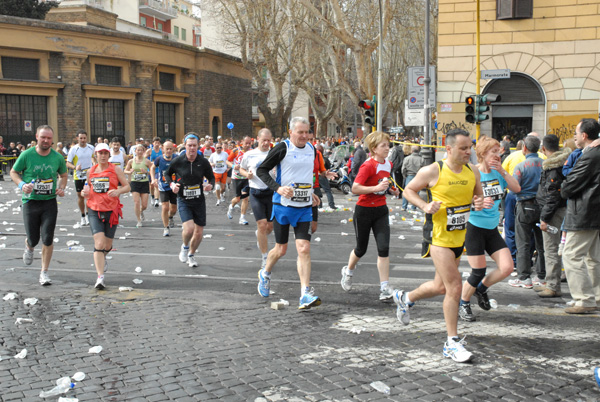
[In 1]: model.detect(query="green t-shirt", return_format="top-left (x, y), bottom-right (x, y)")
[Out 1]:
top-left (12, 147), bottom-right (67, 202)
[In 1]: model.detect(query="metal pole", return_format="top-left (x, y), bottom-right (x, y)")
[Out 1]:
top-left (377, 0), bottom-right (383, 132)
top-left (476, 0), bottom-right (481, 139)
top-left (423, 0), bottom-right (430, 146)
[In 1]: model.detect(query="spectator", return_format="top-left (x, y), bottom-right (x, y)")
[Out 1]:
top-left (500, 140), bottom-right (512, 163)
top-left (560, 118), bottom-right (600, 314)
top-left (535, 134), bottom-right (570, 298)
top-left (401, 146), bottom-right (425, 210)
top-left (508, 135), bottom-right (545, 289)
top-left (388, 140), bottom-right (405, 199)
top-left (350, 141), bottom-right (367, 184)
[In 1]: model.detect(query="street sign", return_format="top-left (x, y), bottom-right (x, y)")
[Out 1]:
top-left (407, 66), bottom-right (436, 109)
top-left (388, 126), bottom-right (404, 134)
top-left (481, 69), bottom-right (510, 79)
top-left (405, 100), bottom-right (425, 126)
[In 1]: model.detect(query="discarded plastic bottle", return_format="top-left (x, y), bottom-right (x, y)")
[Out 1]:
top-left (536, 223), bottom-right (559, 234)
top-left (39, 377), bottom-right (74, 398)
top-left (370, 381), bottom-right (390, 395)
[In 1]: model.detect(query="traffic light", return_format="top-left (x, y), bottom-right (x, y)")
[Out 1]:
top-left (465, 95), bottom-right (476, 124)
top-left (358, 96), bottom-right (376, 128)
top-left (465, 94), bottom-right (502, 124)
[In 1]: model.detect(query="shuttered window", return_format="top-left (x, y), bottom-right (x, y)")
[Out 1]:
top-left (95, 65), bottom-right (122, 86)
top-left (1, 57), bottom-right (39, 80)
top-left (485, 73), bottom-right (544, 104)
top-left (497, 0), bottom-right (533, 20)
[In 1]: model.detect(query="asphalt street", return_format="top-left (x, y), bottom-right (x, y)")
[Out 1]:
top-left (1, 177), bottom-right (599, 401)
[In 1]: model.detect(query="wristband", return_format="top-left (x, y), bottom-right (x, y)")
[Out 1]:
top-left (18, 181), bottom-right (25, 190)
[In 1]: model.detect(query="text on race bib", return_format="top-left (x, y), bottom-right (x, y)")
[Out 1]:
top-left (133, 173), bottom-right (148, 181)
top-left (291, 182), bottom-right (312, 203)
top-left (77, 169), bottom-right (88, 180)
top-left (446, 204), bottom-right (471, 231)
top-left (482, 179), bottom-right (503, 201)
top-left (183, 185), bottom-right (201, 199)
top-left (33, 179), bottom-right (53, 195)
top-left (91, 177), bottom-right (110, 193)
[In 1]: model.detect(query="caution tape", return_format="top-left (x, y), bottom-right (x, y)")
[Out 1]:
top-left (387, 175), bottom-right (404, 192)
top-left (390, 140), bottom-right (444, 149)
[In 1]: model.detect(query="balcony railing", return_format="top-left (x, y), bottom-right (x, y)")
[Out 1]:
top-left (139, 0), bottom-right (177, 20)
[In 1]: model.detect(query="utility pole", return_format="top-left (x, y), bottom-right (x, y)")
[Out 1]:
top-left (475, 0), bottom-right (481, 139)
top-left (376, 0), bottom-right (384, 132)
top-left (422, 0), bottom-right (434, 165)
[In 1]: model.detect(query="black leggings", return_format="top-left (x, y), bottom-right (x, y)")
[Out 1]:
top-left (353, 205), bottom-right (390, 258)
top-left (23, 199), bottom-right (58, 247)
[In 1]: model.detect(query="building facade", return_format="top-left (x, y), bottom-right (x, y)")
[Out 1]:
top-left (0, 13), bottom-right (251, 147)
top-left (436, 0), bottom-right (600, 144)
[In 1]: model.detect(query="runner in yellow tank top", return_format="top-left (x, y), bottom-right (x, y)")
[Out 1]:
top-left (392, 129), bottom-right (485, 363)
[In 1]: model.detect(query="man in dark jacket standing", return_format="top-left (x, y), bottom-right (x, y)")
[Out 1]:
top-left (350, 141), bottom-right (367, 184)
top-left (535, 134), bottom-right (569, 298)
top-left (561, 118), bottom-right (600, 314)
top-left (388, 139), bottom-right (404, 199)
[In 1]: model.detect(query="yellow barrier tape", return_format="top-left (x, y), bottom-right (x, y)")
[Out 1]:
top-left (387, 175), bottom-right (404, 192)
top-left (390, 140), bottom-right (444, 149)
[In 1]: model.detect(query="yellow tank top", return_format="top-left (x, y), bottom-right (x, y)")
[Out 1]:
top-left (428, 160), bottom-right (476, 248)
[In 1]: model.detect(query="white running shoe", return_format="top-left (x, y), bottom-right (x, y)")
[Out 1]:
top-left (443, 336), bottom-right (473, 363)
top-left (136, 221), bottom-right (143, 228)
top-left (163, 227), bottom-right (170, 237)
top-left (179, 244), bottom-right (189, 263)
top-left (340, 266), bottom-right (353, 291)
top-left (227, 205), bottom-right (233, 219)
top-left (239, 217), bottom-right (249, 225)
top-left (80, 217), bottom-right (86, 227)
top-left (216, 199), bottom-right (221, 206)
top-left (187, 255), bottom-right (198, 268)
top-left (23, 247), bottom-right (34, 266)
top-left (84, 215), bottom-right (89, 226)
top-left (39, 271), bottom-right (52, 286)
top-left (95, 276), bottom-right (105, 290)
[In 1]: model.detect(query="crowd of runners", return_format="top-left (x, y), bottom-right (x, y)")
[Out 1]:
top-left (8, 117), bottom-right (600, 363)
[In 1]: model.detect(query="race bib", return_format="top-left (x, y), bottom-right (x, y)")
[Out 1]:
top-left (373, 177), bottom-right (389, 195)
top-left (482, 179), bottom-right (503, 201)
top-left (183, 185), bottom-right (201, 199)
top-left (133, 173), bottom-right (148, 181)
top-left (446, 204), bottom-right (471, 231)
top-left (215, 161), bottom-right (225, 169)
top-left (77, 169), bottom-right (88, 180)
top-left (291, 182), bottom-right (312, 203)
top-left (33, 179), bottom-right (53, 195)
top-left (91, 177), bottom-right (110, 193)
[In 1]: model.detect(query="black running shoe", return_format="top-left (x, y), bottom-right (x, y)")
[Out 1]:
top-left (474, 288), bottom-right (491, 311)
top-left (459, 303), bottom-right (476, 322)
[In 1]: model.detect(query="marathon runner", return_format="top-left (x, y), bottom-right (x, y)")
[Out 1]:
top-left (208, 142), bottom-right (230, 205)
top-left (148, 137), bottom-right (163, 207)
top-left (10, 125), bottom-right (67, 285)
top-left (124, 144), bottom-right (153, 228)
top-left (108, 137), bottom-right (127, 169)
top-left (393, 128), bottom-right (484, 363)
top-left (165, 133), bottom-right (215, 268)
top-left (240, 128), bottom-right (274, 269)
top-left (152, 140), bottom-right (178, 236)
top-left (82, 143), bottom-right (130, 289)
top-left (66, 129), bottom-right (95, 226)
top-left (256, 117), bottom-right (321, 310)
top-left (459, 137), bottom-right (520, 321)
top-left (340, 131), bottom-right (400, 301)
top-left (227, 136), bottom-right (252, 225)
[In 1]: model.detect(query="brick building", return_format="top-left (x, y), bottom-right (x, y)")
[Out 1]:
top-left (0, 12), bottom-right (251, 146)
top-left (436, 0), bottom-right (600, 144)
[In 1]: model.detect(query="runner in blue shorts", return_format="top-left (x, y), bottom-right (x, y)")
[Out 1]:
top-left (256, 117), bottom-right (321, 310)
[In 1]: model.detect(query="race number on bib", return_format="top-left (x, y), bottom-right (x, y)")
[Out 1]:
top-left (133, 173), bottom-right (148, 181)
top-left (183, 185), bottom-right (201, 199)
top-left (215, 161), bottom-right (225, 169)
top-left (482, 179), bottom-right (503, 201)
top-left (446, 204), bottom-right (471, 231)
top-left (290, 182), bottom-right (312, 203)
top-left (91, 177), bottom-right (110, 193)
top-left (77, 169), bottom-right (88, 180)
top-left (33, 179), bottom-right (53, 195)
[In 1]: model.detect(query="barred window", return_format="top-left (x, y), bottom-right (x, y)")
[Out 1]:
top-left (159, 72), bottom-right (175, 91)
top-left (95, 64), bottom-right (122, 86)
top-left (1, 57), bottom-right (39, 80)
top-left (497, 0), bottom-right (533, 20)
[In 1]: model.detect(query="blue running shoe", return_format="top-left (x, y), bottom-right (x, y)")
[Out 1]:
top-left (257, 269), bottom-right (270, 298)
top-left (298, 290), bottom-right (321, 310)
top-left (393, 290), bottom-right (411, 325)
top-left (594, 367), bottom-right (600, 389)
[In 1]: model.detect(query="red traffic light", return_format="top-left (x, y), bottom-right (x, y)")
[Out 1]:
top-left (358, 100), bottom-right (372, 109)
top-left (465, 96), bottom-right (475, 105)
